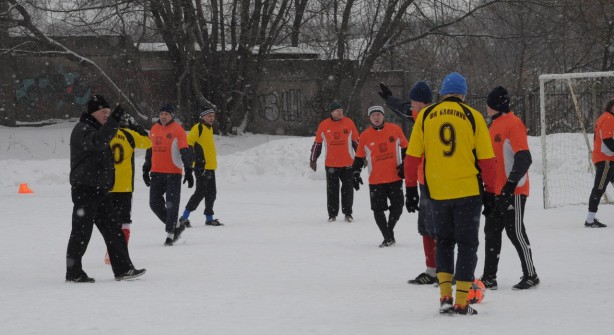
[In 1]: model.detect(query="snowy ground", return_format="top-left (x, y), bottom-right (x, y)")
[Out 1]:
top-left (1, 122), bottom-right (613, 334)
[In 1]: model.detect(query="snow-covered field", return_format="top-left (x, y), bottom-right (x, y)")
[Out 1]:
top-left (1, 122), bottom-right (612, 334)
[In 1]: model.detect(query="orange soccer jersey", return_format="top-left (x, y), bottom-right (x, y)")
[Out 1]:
top-left (592, 112), bottom-right (614, 163)
top-left (489, 112), bottom-right (530, 196)
top-left (356, 123), bottom-right (408, 185)
top-left (314, 117), bottom-right (359, 167)
top-left (149, 121), bottom-right (189, 174)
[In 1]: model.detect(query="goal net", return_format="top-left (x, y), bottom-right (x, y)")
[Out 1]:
top-left (540, 71), bottom-right (614, 209)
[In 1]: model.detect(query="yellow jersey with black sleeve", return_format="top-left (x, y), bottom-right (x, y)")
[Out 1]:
top-left (110, 128), bottom-right (152, 193)
top-left (187, 123), bottom-right (217, 170)
top-left (406, 97), bottom-right (494, 200)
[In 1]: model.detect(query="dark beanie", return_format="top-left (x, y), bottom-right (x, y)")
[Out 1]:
top-left (408, 81), bottom-right (433, 103)
top-left (199, 108), bottom-right (215, 118)
top-left (329, 101), bottom-right (343, 112)
top-left (87, 95), bottom-right (110, 114)
top-left (160, 103), bottom-right (174, 118)
top-left (487, 86), bottom-right (510, 113)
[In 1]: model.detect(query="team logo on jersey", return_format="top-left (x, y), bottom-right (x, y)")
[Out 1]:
top-left (343, 129), bottom-right (349, 134)
top-left (494, 134), bottom-right (502, 142)
top-left (389, 136), bottom-right (395, 143)
top-left (167, 133), bottom-right (172, 139)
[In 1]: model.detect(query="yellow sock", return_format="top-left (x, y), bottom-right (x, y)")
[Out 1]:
top-left (455, 280), bottom-right (473, 307)
top-left (437, 272), bottom-right (454, 298)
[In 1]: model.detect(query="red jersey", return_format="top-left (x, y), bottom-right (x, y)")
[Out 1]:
top-left (314, 117), bottom-right (359, 167)
top-left (592, 112), bottom-right (614, 163)
top-left (149, 121), bottom-right (189, 174)
top-left (489, 112), bottom-right (530, 196)
top-left (356, 123), bottom-right (408, 185)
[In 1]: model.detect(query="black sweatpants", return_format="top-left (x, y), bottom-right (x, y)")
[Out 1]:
top-left (588, 160), bottom-right (614, 213)
top-left (66, 187), bottom-right (133, 278)
top-left (483, 195), bottom-right (537, 278)
top-left (325, 166), bottom-right (354, 217)
top-left (109, 192), bottom-right (133, 225)
top-left (432, 195), bottom-right (481, 282)
top-left (369, 180), bottom-right (404, 241)
top-left (149, 173), bottom-right (182, 233)
top-left (185, 169), bottom-right (217, 216)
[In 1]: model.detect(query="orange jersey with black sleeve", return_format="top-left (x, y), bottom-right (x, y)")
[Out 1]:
top-left (592, 112), bottom-right (614, 163)
top-left (313, 117), bottom-right (359, 167)
top-left (149, 121), bottom-right (189, 174)
top-left (355, 123), bottom-right (408, 185)
top-left (489, 112), bottom-right (530, 196)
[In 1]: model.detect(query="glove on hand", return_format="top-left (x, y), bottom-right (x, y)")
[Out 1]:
top-left (495, 181), bottom-right (517, 214)
top-left (309, 161), bottom-right (317, 172)
top-left (183, 168), bottom-right (194, 188)
top-left (352, 171), bottom-right (363, 191)
top-left (111, 104), bottom-right (125, 122)
top-left (482, 192), bottom-right (496, 217)
top-left (142, 171), bottom-right (151, 187)
top-left (405, 186), bottom-right (419, 213)
top-left (378, 83), bottom-right (392, 101)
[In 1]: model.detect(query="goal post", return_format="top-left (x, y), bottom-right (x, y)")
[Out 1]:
top-left (539, 71), bottom-right (614, 209)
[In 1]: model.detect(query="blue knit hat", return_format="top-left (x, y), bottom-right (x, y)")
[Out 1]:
top-left (439, 72), bottom-right (467, 96)
top-left (408, 81), bottom-right (432, 103)
top-left (160, 103), bottom-right (174, 118)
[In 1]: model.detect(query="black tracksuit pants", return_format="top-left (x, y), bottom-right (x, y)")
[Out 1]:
top-left (326, 166), bottom-right (354, 217)
top-left (588, 160), bottom-right (614, 213)
top-left (66, 187), bottom-right (133, 279)
top-left (369, 180), bottom-right (404, 242)
top-left (185, 170), bottom-right (217, 216)
top-left (109, 192), bottom-right (133, 225)
top-left (149, 173), bottom-right (182, 233)
top-left (483, 195), bottom-right (537, 278)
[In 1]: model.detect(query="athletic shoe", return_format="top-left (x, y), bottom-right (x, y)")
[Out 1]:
top-left (328, 216), bottom-right (336, 222)
top-left (585, 219), bottom-right (607, 228)
top-left (179, 217), bottom-right (192, 228)
top-left (408, 272), bottom-right (437, 285)
top-left (173, 222), bottom-right (186, 242)
top-left (480, 276), bottom-right (498, 290)
top-left (379, 239), bottom-right (395, 248)
top-left (66, 274), bottom-right (95, 283)
top-left (439, 296), bottom-right (454, 314)
top-left (344, 214), bottom-right (354, 222)
top-left (512, 275), bottom-right (540, 290)
top-left (205, 219), bottom-right (224, 226)
top-left (452, 304), bottom-right (478, 315)
top-left (164, 237), bottom-right (174, 246)
top-left (115, 268), bottom-right (146, 281)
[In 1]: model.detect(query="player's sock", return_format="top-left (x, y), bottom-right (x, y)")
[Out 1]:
top-left (586, 211), bottom-right (596, 223)
top-left (437, 272), bottom-right (454, 299)
top-left (181, 209), bottom-right (191, 220)
top-left (455, 280), bottom-right (472, 307)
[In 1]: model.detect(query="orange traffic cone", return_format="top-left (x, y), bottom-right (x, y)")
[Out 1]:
top-left (18, 183), bottom-right (34, 194)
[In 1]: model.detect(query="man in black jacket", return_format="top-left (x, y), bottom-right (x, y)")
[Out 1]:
top-left (66, 95), bottom-right (146, 283)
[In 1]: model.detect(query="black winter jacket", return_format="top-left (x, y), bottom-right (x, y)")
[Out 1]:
top-left (69, 112), bottom-right (119, 191)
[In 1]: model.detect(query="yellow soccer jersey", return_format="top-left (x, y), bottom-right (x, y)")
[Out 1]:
top-left (110, 128), bottom-right (152, 193)
top-left (187, 123), bottom-right (217, 170)
top-left (407, 98), bottom-right (494, 200)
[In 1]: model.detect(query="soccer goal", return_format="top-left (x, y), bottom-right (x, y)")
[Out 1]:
top-left (540, 71), bottom-right (614, 208)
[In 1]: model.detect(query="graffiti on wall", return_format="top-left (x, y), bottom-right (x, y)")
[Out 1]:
top-left (257, 89), bottom-right (304, 122)
top-left (14, 64), bottom-right (91, 111)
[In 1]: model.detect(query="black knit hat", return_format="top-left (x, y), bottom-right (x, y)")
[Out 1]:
top-left (487, 86), bottom-right (510, 113)
top-left (160, 103), bottom-right (174, 118)
top-left (329, 101), bottom-right (343, 112)
top-left (408, 81), bottom-right (433, 103)
top-left (87, 95), bottom-right (110, 114)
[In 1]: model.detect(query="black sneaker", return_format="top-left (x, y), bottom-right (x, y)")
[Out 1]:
top-left (408, 272), bottom-right (437, 285)
top-left (66, 274), bottom-right (95, 283)
top-left (328, 216), bottom-right (336, 222)
top-left (480, 276), bottom-right (498, 290)
top-left (439, 296), bottom-right (454, 314)
top-left (164, 237), bottom-right (174, 246)
top-left (585, 219), bottom-right (607, 228)
top-left (115, 268), bottom-right (146, 281)
top-left (453, 304), bottom-right (478, 315)
top-left (512, 275), bottom-right (540, 290)
top-left (173, 222), bottom-right (186, 242)
top-left (179, 217), bottom-right (192, 228)
top-left (379, 239), bottom-right (395, 248)
top-left (344, 214), bottom-right (353, 222)
top-left (205, 219), bottom-right (224, 226)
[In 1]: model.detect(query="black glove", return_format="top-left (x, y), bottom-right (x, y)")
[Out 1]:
top-left (405, 186), bottom-right (419, 213)
top-left (495, 181), bottom-right (517, 214)
top-left (309, 161), bottom-right (317, 172)
top-left (143, 171), bottom-right (151, 187)
top-left (111, 104), bottom-right (125, 122)
top-left (378, 83), bottom-right (392, 100)
top-left (397, 163), bottom-right (404, 179)
top-left (183, 168), bottom-right (194, 188)
top-left (352, 171), bottom-right (363, 191)
top-left (194, 168), bottom-right (205, 177)
top-left (482, 192), bottom-right (496, 217)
